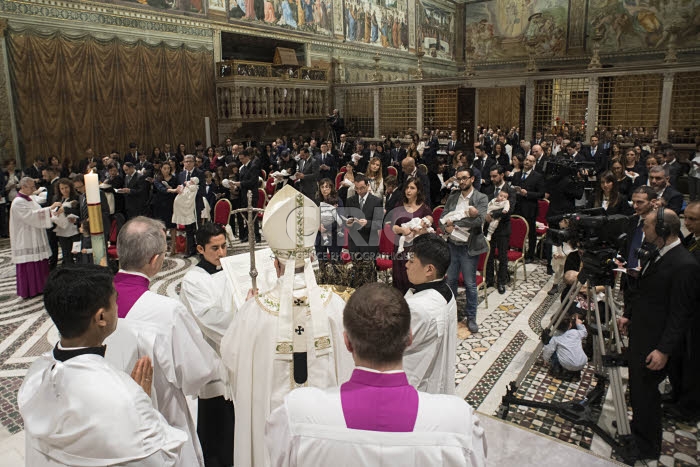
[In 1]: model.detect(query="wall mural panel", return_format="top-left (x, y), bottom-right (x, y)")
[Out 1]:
top-left (589, 0), bottom-right (700, 52)
top-left (343, 0), bottom-right (409, 50)
top-left (465, 0), bottom-right (568, 60)
top-left (95, 0), bottom-right (205, 14)
top-left (417, 0), bottom-right (454, 60)
top-left (229, 0), bottom-right (333, 35)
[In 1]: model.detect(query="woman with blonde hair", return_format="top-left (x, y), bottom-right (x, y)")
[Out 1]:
top-left (365, 156), bottom-right (384, 199)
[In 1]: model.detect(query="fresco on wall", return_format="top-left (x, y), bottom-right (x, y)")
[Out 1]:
top-left (343, 0), bottom-right (409, 50)
top-left (209, 0), bottom-right (226, 12)
top-left (465, 0), bottom-right (567, 60)
top-left (229, 0), bottom-right (334, 35)
top-left (417, 0), bottom-right (454, 60)
top-left (589, 0), bottom-right (700, 52)
top-left (105, 0), bottom-right (205, 14)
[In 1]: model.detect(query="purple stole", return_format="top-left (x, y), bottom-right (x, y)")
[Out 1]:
top-left (114, 272), bottom-right (150, 318)
top-left (340, 369), bottom-right (419, 432)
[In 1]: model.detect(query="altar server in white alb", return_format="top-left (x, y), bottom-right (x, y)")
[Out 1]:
top-left (403, 233), bottom-right (458, 394)
top-left (18, 265), bottom-right (187, 466)
top-left (113, 216), bottom-right (230, 467)
top-left (220, 184), bottom-right (354, 467)
top-left (180, 222), bottom-right (236, 467)
top-left (266, 283), bottom-right (487, 467)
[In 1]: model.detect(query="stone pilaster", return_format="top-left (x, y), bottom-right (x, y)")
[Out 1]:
top-left (658, 72), bottom-right (674, 143)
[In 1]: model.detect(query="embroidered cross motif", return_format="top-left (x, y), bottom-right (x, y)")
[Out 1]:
top-left (295, 326), bottom-right (304, 335)
top-left (293, 297), bottom-right (307, 306)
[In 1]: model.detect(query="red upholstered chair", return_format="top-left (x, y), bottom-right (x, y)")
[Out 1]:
top-left (265, 177), bottom-right (277, 199)
top-left (340, 166), bottom-right (347, 173)
top-left (536, 199), bottom-right (550, 258)
top-left (107, 219), bottom-right (119, 260)
top-left (340, 227), bottom-right (352, 263)
top-left (335, 172), bottom-right (345, 191)
top-left (500, 215), bottom-right (528, 284)
top-left (431, 205), bottom-right (444, 234)
top-left (375, 223), bottom-right (396, 282)
top-left (260, 169), bottom-right (267, 180)
top-left (387, 166), bottom-right (398, 177)
top-left (213, 199), bottom-right (232, 225)
top-left (256, 188), bottom-right (267, 220)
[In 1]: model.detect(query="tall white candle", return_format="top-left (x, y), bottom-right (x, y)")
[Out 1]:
top-left (85, 172), bottom-right (100, 204)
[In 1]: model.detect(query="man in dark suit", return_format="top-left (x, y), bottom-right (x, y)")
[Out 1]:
top-left (241, 134), bottom-right (257, 150)
top-left (317, 142), bottom-right (337, 181)
top-left (134, 153), bottom-right (154, 179)
top-left (295, 147), bottom-right (320, 200)
top-left (119, 162), bottom-right (150, 221)
top-left (618, 209), bottom-right (700, 461)
top-left (345, 175), bottom-right (382, 272)
top-left (24, 158), bottom-right (44, 182)
top-left (648, 165), bottom-right (683, 214)
top-left (336, 134), bottom-right (352, 162)
top-left (683, 201), bottom-right (700, 262)
top-left (446, 131), bottom-right (462, 161)
top-left (473, 144), bottom-right (496, 194)
top-left (77, 148), bottom-right (102, 175)
top-left (582, 136), bottom-right (609, 173)
top-left (484, 165), bottom-right (516, 294)
top-left (530, 130), bottom-right (544, 148)
top-left (511, 154), bottom-right (546, 260)
top-left (360, 142), bottom-right (377, 174)
top-left (389, 139), bottom-right (406, 170)
top-left (662, 149), bottom-right (683, 189)
top-left (232, 149), bottom-right (261, 243)
top-left (125, 142), bottom-right (139, 165)
top-left (533, 144), bottom-right (548, 175)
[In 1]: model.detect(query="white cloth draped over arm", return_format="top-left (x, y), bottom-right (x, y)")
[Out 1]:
top-left (179, 270), bottom-right (234, 349)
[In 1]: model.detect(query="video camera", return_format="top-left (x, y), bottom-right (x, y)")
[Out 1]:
top-left (543, 157), bottom-right (596, 181)
top-left (547, 208), bottom-right (629, 286)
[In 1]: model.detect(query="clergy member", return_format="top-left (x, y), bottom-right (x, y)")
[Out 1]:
top-left (265, 283), bottom-right (487, 466)
top-left (114, 216), bottom-right (230, 467)
top-left (10, 177), bottom-right (63, 298)
top-left (19, 265), bottom-right (187, 466)
top-left (180, 222), bottom-right (235, 467)
top-left (220, 184), bottom-right (354, 467)
top-left (403, 233), bottom-right (457, 394)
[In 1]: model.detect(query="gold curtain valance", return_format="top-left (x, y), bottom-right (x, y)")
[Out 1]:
top-left (7, 28), bottom-right (217, 166)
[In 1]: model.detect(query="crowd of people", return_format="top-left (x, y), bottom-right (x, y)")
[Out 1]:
top-left (5, 123), bottom-right (700, 465)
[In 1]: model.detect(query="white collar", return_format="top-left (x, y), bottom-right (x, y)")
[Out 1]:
top-left (459, 188), bottom-right (474, 200)
top-left (659, 239), bottom-right (681, 257)
top-left (355, 366), bottom-right (405, 375)
top-left (117, 269), bottom-right (151, 281)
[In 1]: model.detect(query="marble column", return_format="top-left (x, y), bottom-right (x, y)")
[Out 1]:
top-left (585, 77), bottom-right (598, 142)
top-left (524, 79), bottom-right (535, 140)
top-left (213, 28), bottom-right (222, 64)
top-left (657, 72), bottom-right (674, 143)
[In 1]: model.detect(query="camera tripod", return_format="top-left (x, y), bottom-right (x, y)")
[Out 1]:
top-left (498, 276), bottom-right (637, 464)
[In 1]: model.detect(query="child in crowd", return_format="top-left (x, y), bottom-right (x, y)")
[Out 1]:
top-left (485, 189), bottom-right (510, 241)
top-left (542, 313), bottom-right (588, 377)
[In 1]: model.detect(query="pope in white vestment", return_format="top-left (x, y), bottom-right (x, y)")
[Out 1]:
top-left (220, 185), bottom-right (354, 467)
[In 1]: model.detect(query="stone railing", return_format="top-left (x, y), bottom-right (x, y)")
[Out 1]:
top-left (217, 60), bottom-right (329, 82)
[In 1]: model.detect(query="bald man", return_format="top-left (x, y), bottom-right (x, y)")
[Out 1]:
top-left (400, 157), bottom-right (431, 208)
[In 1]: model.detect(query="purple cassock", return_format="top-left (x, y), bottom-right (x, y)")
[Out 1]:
top-left (113, 272), bottom-right (150, 318)
top-left (340, 369), bottom-right (419, 432)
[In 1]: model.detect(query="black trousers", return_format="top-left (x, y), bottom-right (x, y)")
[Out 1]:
top-left (666, 332), bottom-right (700, 416)
top-left (57, 235), bottom-right (79, 265)
top-left (198, 396), bottom-right (234, 467)
top-left (47, 228), bottom-right (58, 269)
top-left (628, 352), bottom-right (665, 457)
top-left (237, 212), bottom-right (259, 241)
top-left (524, 215), bottom-right (537, 259)
top-left (185, 222), bottom-right (197, 255)
top-left (485, 233), bottom-right (509, 286)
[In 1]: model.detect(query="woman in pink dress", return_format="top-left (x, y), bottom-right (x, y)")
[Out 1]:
top-left (390, 177), bottom-right (432, 294)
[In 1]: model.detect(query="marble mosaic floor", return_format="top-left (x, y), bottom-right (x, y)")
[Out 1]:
top-left (0, 237), bottom-right (697, 466)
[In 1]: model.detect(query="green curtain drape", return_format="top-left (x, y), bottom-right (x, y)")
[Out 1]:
top-left (7, 29), bottom-right (217, 166)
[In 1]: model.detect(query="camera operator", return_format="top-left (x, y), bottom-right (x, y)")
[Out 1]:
top-left (327, 109), bottom-right (343, 144)
top-left (543, 156), bottom-right (585, 292)
top-left (617, 209), bottom-right (700, 461)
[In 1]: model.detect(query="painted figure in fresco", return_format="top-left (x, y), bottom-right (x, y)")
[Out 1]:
top-left (264, 0), bottom-right (277, 22)
top-left (245, 0), bottom-right (256, 19)
top-left (303, 0), bottom-right (314, 25)
top-left (356, 7), bottom-right (364, 41)
top-left (346, 6), bottom-right (356, 41)
top-left (364, 7), bottom-right (372, 42)
top-left (401, 17), bottom-right (408, 49)
top-left (279, 0), bottom-right (298, 27)
top-left (371, 11), bottom-right (379, 43)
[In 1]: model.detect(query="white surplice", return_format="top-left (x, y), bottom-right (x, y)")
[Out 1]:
top-left (9, 195), bottom-right (53, 264)
top-left (220, 277), bottom-right (354, 467)
top-left (403, 285), bottom-right (458, 395)
top-left (179, 266), bottom-right (235, 351)
top-left (124, 291), bottom-right (230, 467)
top-left (18, 353), bottom-right (187, 467)
top-left (265, 386), bottom-right (487, 467)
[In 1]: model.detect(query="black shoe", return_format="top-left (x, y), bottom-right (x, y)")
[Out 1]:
top-left (498, 284), bottom-right (506, 294)
top-left (467, 318), bottom-right (479, 333)
top-left (239, 236), bottom-right (249, 243)
top-left (255, 236), bottom-right (262, 243)
top-left (546, 265), bottom-right (554, 275)
top-left (548, 284), bottom-right (560, 295)
top-left (486, 281), bottom-right (495, 288)
top-left (524, 257), bottom-right (533, 264)
top-left (664, 402), bottom-right (699, 423)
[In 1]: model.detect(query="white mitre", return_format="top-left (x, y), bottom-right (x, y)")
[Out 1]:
top-left (261, 185), bottom-right (331, 358)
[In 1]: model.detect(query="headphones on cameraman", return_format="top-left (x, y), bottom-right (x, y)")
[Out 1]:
top-left (655, 207), bottom-right (670, 239)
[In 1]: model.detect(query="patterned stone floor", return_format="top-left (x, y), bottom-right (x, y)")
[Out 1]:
top-left (0, 237), bottom-right (697, 466)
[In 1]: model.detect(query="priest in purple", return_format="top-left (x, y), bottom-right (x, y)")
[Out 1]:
top-left (265, 283), bottom-right (487, 466)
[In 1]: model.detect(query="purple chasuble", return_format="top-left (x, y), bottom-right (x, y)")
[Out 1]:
top-left (340, 369), bottom-right (419, 432)
top-left (114, 272), bottom-right (150, 318)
